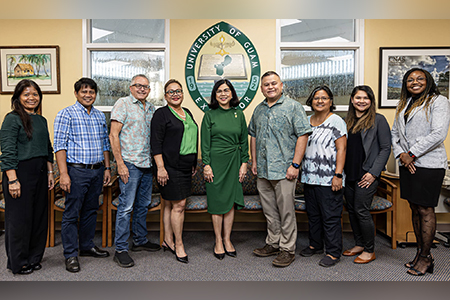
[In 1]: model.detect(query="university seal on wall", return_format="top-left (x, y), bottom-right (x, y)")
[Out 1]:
top-left (184, 21), bottom-right (261, 112)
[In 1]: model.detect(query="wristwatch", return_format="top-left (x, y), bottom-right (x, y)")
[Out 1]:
top-left (334, 173), bottom-right (343, 178)
top-left (291, 162), bottom-right (300, 169)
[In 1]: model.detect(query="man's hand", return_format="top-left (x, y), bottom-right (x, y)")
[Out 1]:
top-left (285, 165), bottom-right (299, 181)
top-left (60, 173), bottom-right (71, 193)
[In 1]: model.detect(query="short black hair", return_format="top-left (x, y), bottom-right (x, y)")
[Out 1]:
top-left (74, 77), bottom-right (98, 93)
top-left (209, 79), bottom-right (240, 109)
top-left (261, 71), bottom-right (280, 81)
top-left (305, 85), bottom-right (335, 112)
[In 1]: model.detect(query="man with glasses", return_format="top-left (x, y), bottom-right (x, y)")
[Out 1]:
top-left (109, 74), bottom-right (161, 268)
top-left (248, 71), bottom-right (311, 267)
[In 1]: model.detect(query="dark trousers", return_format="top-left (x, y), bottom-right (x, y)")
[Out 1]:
top-left (304, 184), bottom-right (343, 258)
top-left (61, 165), bottom-right (103, 259)
top-left (2, 157), bottom-right (48, 274)
top-left (344, 180), bottom-right (378, 253)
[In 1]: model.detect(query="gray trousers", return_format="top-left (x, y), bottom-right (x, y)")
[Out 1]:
top-left (257, 178), bottom-right (297, 254)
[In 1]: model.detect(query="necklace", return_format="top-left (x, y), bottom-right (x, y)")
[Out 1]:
top-left (172, 107), bottom-right (186, 120)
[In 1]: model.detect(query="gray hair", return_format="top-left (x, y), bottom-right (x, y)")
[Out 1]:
top-left (131, 74), bottom-right (149, 85)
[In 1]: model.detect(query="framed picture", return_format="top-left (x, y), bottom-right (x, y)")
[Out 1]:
top-left (378, 47), bottom-right (450, 108)
top-left (0, 45), bottom-right (60, 94)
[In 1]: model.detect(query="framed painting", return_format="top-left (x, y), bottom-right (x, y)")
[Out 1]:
top-left (0, 45), bottom-right (60, 94)
top-left (378, 47), bottom-right (450, 108)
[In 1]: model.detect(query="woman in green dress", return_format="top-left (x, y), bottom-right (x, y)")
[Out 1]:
top-left (201, 79), bottom-right (249, 260)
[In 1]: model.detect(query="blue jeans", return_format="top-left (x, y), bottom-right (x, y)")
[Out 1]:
top-left (114, 161), bottom-right (152, 252)
top-left (62, 165), bottom-right (104, 259)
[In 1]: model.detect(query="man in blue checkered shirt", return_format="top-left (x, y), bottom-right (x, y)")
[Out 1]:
top-left (54, 78), bottom-right (111, 273)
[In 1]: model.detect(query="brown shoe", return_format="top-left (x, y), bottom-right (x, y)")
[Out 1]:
top-left (253, 244), bottom-right (280, 257)
top-left (272, 250), bottom-right (295, 267)
top-left (353, 253), bottom-right (376, 264)
top-left (343, 249), bottom-right (363, 256)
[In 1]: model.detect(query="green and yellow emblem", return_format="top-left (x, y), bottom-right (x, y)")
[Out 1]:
top-left (185, 21), bottom-right (260, 112)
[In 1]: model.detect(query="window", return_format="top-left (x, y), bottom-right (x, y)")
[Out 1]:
top-left (277, 19), bottom-right (364, 111)
top-left (83, 19), bottom-right (169, 115)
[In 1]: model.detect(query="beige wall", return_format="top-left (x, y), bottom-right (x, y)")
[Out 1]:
top-left (0, 19), bottom-right (83, 141)
top-left (365, 19), bottom-right (450, 151)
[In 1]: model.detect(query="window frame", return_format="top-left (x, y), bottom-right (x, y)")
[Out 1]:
top-left (82, 19), bottom-right (170, 112)
top-left (276, 19), bottom-right (365, 112)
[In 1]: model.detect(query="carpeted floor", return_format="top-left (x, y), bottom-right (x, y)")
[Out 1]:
top-left (0, 230), bottom-right (449, 281)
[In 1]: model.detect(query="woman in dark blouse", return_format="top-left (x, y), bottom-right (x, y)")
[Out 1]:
top-left (343, 85), bottom-right (391, 264)
top-left (150, 79), bottom-right (198, 264)
top-left (0, 79), bottom-right (54, 275)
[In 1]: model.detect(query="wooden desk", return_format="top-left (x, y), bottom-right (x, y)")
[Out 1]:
top-left (381, 172), bottom-right (417, 247)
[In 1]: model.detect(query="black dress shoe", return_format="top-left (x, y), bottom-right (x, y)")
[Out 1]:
top-left (224, 244), bottom-right (237, 258)
top-left (80, 246), bottom-right (110, 258)
top-left (65, 256), bottom-right (80, 273)
top-left (30, 263), bottom-right (42, 271)
top-left (17, 265), bottom-right (33, 275)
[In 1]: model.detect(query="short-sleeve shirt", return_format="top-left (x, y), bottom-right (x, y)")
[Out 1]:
top-left (53, 101), bottom-right (110, 164)
top-left (301, 113), bottom-right (347, 186)
top-left (248, 94), bottom-right (312, 180)
top-left (110, 95), bottom-right (155, 168)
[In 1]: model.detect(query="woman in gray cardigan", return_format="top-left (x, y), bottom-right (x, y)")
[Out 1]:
top-left (392, 68), bottom-right (450, 276)
top-left (343, 85), bottom-right (391, 264)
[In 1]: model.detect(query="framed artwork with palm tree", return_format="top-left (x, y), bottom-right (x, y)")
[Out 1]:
top-left (0, 45), bottom-right (60, 94)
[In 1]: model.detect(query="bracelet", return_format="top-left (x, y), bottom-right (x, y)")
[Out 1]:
top-left (48, 171), bottom-right (54, 174)
top-left (105, 167), bottom-right (111, 170)
top-left (8, 179), bottom-right (19, 185)
top-left (408, 151), bottom-right (416, 160)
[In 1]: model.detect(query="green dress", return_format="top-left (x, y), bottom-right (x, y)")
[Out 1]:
top-left (201, 107), bottom-right (249, 214)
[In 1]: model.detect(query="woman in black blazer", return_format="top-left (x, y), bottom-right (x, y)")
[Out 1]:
top-left (150, 79), bottom-right (198, 264)
top-left (343, 85), bottom-right (391, 264)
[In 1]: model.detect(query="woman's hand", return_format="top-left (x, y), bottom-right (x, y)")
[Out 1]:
top-left (48, 172), bottom-right (55, 190)
top-left (157, 166), bottom-right (169, 186)
top-left (399, 152), bottom-right (416, 174)
top-left (8, 181), bottom-right (21, 198)
top-left (192, 166), bottom-right (197, 177)
top-left (239, 163), bottom-right (248, 183)
top-left (358, 172), bottom-right (375, 189)
top-left (204, 165), bottom-right (214, 183)
top-left (331, 176), bottom-right (343, 191)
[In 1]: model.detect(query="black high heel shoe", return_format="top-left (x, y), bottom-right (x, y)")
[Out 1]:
top-left (175, 246), bottom-right (188, 264)
top-left (407, 254), bottom-right (434, 276)
top-left (224, 243), bottom-right (237, 258)
top-left (162, 241), bottom-right (176, 255)
top-left (405, 248), bottom-right (421, 268)
top-left (214, 244), bottom-right (225, 260)
top-left (176, 254), bottom-right (189, 264)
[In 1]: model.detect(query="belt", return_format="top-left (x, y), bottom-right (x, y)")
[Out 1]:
top-left (67, 162), bottom-right (104, 169)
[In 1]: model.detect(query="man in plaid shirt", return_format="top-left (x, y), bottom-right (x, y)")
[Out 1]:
top-left (54, 78), bottom-right (111, 273)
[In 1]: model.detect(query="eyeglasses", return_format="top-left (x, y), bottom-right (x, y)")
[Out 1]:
top-left (406, 77), bottom-right (426, 83)
top-left (131, 84), bottom-right (150, 90)
top-left (313, 97), bottom-right (330, 101)
top-left (165, 89), bottom-right (183, 96)
top-left (217, 88), bottom-right (231, 94)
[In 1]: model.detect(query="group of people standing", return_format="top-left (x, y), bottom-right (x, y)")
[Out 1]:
top-left (1, 67), bottom-right (449, 277)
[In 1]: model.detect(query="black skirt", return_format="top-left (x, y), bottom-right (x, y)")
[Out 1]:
top-left (158, 154), bottom-right (196, 201)
top-left (399, 166), bottom-right (445, 207)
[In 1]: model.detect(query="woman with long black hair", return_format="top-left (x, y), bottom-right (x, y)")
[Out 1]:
top-left (0, 79), bottom-right (54, 274)
top-left (392, 68), bottom-right (450, 276)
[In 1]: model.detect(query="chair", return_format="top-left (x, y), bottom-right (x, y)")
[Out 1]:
top-left (48, 162), bottom-right (108, 247)
top-left (0, 180), bottom-right (50, 247)
top-left (106, 168), bottom-right (163, 247)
